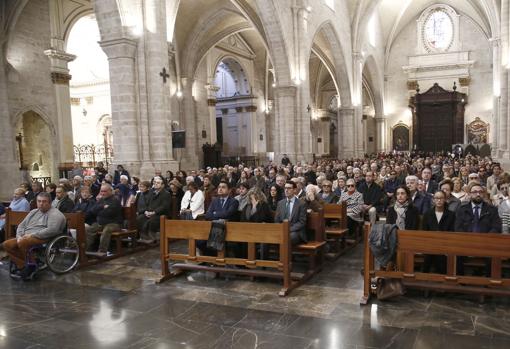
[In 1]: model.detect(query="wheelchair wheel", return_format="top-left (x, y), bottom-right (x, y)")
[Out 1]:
top-left (45, 235), bottom-right (79, 274)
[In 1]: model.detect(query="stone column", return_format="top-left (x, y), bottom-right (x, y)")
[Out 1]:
top-left (0, 41), bottom-right (20, 199)
top-left (375, 115), bottom-right (386, 152)
top-left (205, 83), bottom-right (220, 144)
top-left (338, 108), bottom-right (356, 158)
top-left (491, 38), bottom-right (501, 150)
top-left (99, 38), bottom-right (141, 168)
top-left (499, 0), bottom-right (509, 157)
top-left (274, 86), bottom-right (298, 162)
top-left (246, 104), bottom-right (258, 154)
top-left (143, 0), bottom-right (173, 167)
top-left (180, 77), bottom-right (200, 169)
top-left (44, 49), bottom-right (76, 165)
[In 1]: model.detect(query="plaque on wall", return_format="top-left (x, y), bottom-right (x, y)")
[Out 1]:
top-left (466, 117), bottom-right (489, 144)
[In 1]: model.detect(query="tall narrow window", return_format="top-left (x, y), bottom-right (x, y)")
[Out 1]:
top-left (368, 14), bottom-right (376, 47)
top-left (423, 9), bottom-right (453, 51)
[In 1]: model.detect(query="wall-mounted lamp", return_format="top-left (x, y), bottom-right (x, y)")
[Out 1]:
top-left (306, 105), bottom-right (311, 113)
top-left (176, 90), bottom-right (183, 99)
top-left (82, 108), bottom-right (87, 117)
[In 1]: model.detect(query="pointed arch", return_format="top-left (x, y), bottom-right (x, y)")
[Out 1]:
top-left (309, 20), bottom-right (352, 107)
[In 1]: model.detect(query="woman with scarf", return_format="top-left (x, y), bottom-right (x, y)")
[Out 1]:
top-left (386, 185), bottom-right (419, 230)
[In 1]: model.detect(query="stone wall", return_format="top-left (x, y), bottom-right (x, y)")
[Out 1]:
top-left (386, 12), bottom-right (493, 148)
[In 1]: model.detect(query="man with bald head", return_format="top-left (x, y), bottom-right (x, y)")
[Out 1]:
top-left (88, 184), bottom-right (123, 255)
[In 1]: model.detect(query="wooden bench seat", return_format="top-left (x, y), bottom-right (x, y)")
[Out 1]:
top-left (361, 225), bottom-right (510, 304)
top-left (159, 217), bottom-right (323, 296)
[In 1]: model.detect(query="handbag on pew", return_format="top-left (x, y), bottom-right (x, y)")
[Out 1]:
top-left (207, 219), bottom-right (226, 251)
top-left (376, 277), bottom-right (405, 301)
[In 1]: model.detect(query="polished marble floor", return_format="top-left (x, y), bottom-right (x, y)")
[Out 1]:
top-left (1, 244), bottom-right (510, 349)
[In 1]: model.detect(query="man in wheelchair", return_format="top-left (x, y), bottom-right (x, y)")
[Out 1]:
top-left (2, 192), bottom-right (66, 280)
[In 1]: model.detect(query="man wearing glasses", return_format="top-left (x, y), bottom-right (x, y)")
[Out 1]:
top-left (274, 181), bottom-right (307, 245)
top-left (455, 182), bottom-right (501, 275)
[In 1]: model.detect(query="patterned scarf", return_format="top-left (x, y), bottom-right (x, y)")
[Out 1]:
top-left (394, 200), bottom-right (409, 230)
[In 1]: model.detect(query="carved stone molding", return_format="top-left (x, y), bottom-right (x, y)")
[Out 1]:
top-left (235, 107), bottom-right (244, 113)
top-left (207, 98), bottom-right (217, 106)
top-left (459, 77), bottom-right (470, 87)
top-left (245, 105), bottom-right (257, 112)
top-left (44, 49), bottom-right (76, 62)
top-left (51, 72), bottom-right (72, 85)
top-left (407, 80), bottom-right (418, 91)
top-left (221, 108), bottom-right (229, 115)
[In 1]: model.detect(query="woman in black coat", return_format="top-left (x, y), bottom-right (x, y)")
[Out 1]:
top-left (421, 190), bottom-right (455, 273)
top-left (386, 185), bottom-right (420, 230)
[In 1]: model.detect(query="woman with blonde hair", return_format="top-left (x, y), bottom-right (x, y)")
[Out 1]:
top-left (241, 188), bottom-right (272, 223)
top-left (451, 177), bottom-right (468, 202)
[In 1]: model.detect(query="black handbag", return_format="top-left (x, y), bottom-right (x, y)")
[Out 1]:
top-left (207, 221), bottom-right (226, 251)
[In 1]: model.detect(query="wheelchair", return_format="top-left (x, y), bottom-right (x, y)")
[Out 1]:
top-left (9, 230), bottom-right (80, 280)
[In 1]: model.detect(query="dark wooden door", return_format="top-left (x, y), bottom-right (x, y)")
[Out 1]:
top-left (411, 83), bottom-right (466, 152)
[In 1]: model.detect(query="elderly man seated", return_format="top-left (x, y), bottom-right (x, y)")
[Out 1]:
top-left (3, 192), bottom-right (66, 279)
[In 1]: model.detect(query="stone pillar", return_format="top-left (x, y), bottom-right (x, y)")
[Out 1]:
top-left (99, 38), bottom-right (141, 168)
top-left (338, 108), bottom-right (355, 158)
top-left (143, 0), bottom-right (173, 167)
top-left (499, 0), bottom-right (509, 157)
top-left (375, 116), bottom-right (386, 152)
top-left (44, 49), bottom-right (76, 165)
top-left (205, 84), bottom-right (220, 144)
top-left (246, 104), bottom-right (258, 154)
top-left (0, 42), bottom-right (19, 199)
top-left (275, 86), bottom-right (298, 162)
top-left (180, 77), bottom-right (200, 169)
top-left (491, 38), bottom-right (501, 149)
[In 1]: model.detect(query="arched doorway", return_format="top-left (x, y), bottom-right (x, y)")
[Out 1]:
top-left (15, 111), bottom-right (56, 182)
top-left (214, 57), bottom-right (255, 157)
top-left (67, 14), bottom-right (111, 168)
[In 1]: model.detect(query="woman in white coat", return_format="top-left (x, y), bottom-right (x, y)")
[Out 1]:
top-left (180, 182), bottom-right (205, 220)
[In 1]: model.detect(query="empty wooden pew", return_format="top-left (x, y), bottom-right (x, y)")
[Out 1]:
top-left (323, 203), bottom-right (355, 259)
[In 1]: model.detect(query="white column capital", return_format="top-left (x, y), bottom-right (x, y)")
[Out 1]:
top-left (99, 38), bottom-right (137, 60)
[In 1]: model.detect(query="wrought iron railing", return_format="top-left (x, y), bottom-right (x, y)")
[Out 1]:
top-left (73, 144), bottom-right (114, 168)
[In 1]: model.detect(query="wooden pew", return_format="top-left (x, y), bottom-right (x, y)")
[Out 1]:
top-left (323, 203), bottom-right (354, 259)
top-left (158, 218), bottom-right (305, 296)
top-left (361, 226), bottom-right (510, 304)
top-left (4, 208), bottom-right (29, 241)
top-left (294, 210), bottom-right (326, 281)
top-left (96, 206), bottom-right (139, 256)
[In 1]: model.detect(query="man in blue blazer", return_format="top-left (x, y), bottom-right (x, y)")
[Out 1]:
top-left (205, 181), bottom-right (239, 221)
top-left (274, 181), bottom-right (307, 245)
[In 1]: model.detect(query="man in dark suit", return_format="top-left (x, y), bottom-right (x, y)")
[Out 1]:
top-left (406, 175), bottom-right (431, 215)
top-left (200, 181), bottom-right (239, 256)
top-left (137, 177), bottom-right (170, 243)
top-left (455, 183), bottom-right (502, 275)
top-left (422, 167), bottom-right (438, 194)
top-left (274, 181), bottom-right (307, 245)
top-left (455, 183), bottom-right (501, 233)
top-left (205, 181), bottom-right (239, 221)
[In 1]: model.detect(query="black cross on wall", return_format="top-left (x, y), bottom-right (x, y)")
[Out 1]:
top-left (160, 67), bottom-right (170, 83)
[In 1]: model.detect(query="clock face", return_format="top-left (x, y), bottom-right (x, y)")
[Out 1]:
top-left (424, 10), bottom-right (453, 51)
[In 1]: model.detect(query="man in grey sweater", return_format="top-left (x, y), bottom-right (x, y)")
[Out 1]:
top-left (3, 192), bottom-right (66, 277)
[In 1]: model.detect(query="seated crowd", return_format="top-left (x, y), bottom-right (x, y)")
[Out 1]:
top-left (1, 153), bottom-right (509, 277)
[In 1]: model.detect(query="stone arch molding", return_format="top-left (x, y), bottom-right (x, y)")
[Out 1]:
top-left (210, 53), bottom-right (255, 92)
top-left (362, 55), bottom-right (384, 117)
top-left (11, 105), bottom-right (58, 138)
top-left (309, 21), bottom-right (352, 108)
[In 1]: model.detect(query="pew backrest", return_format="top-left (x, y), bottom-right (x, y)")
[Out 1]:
top-left (306, 209), bottom-right (325, 241)
top-left (323, 203), bottom-right (347, 229)
top-left (4, 208), bottom-right (29, 240)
